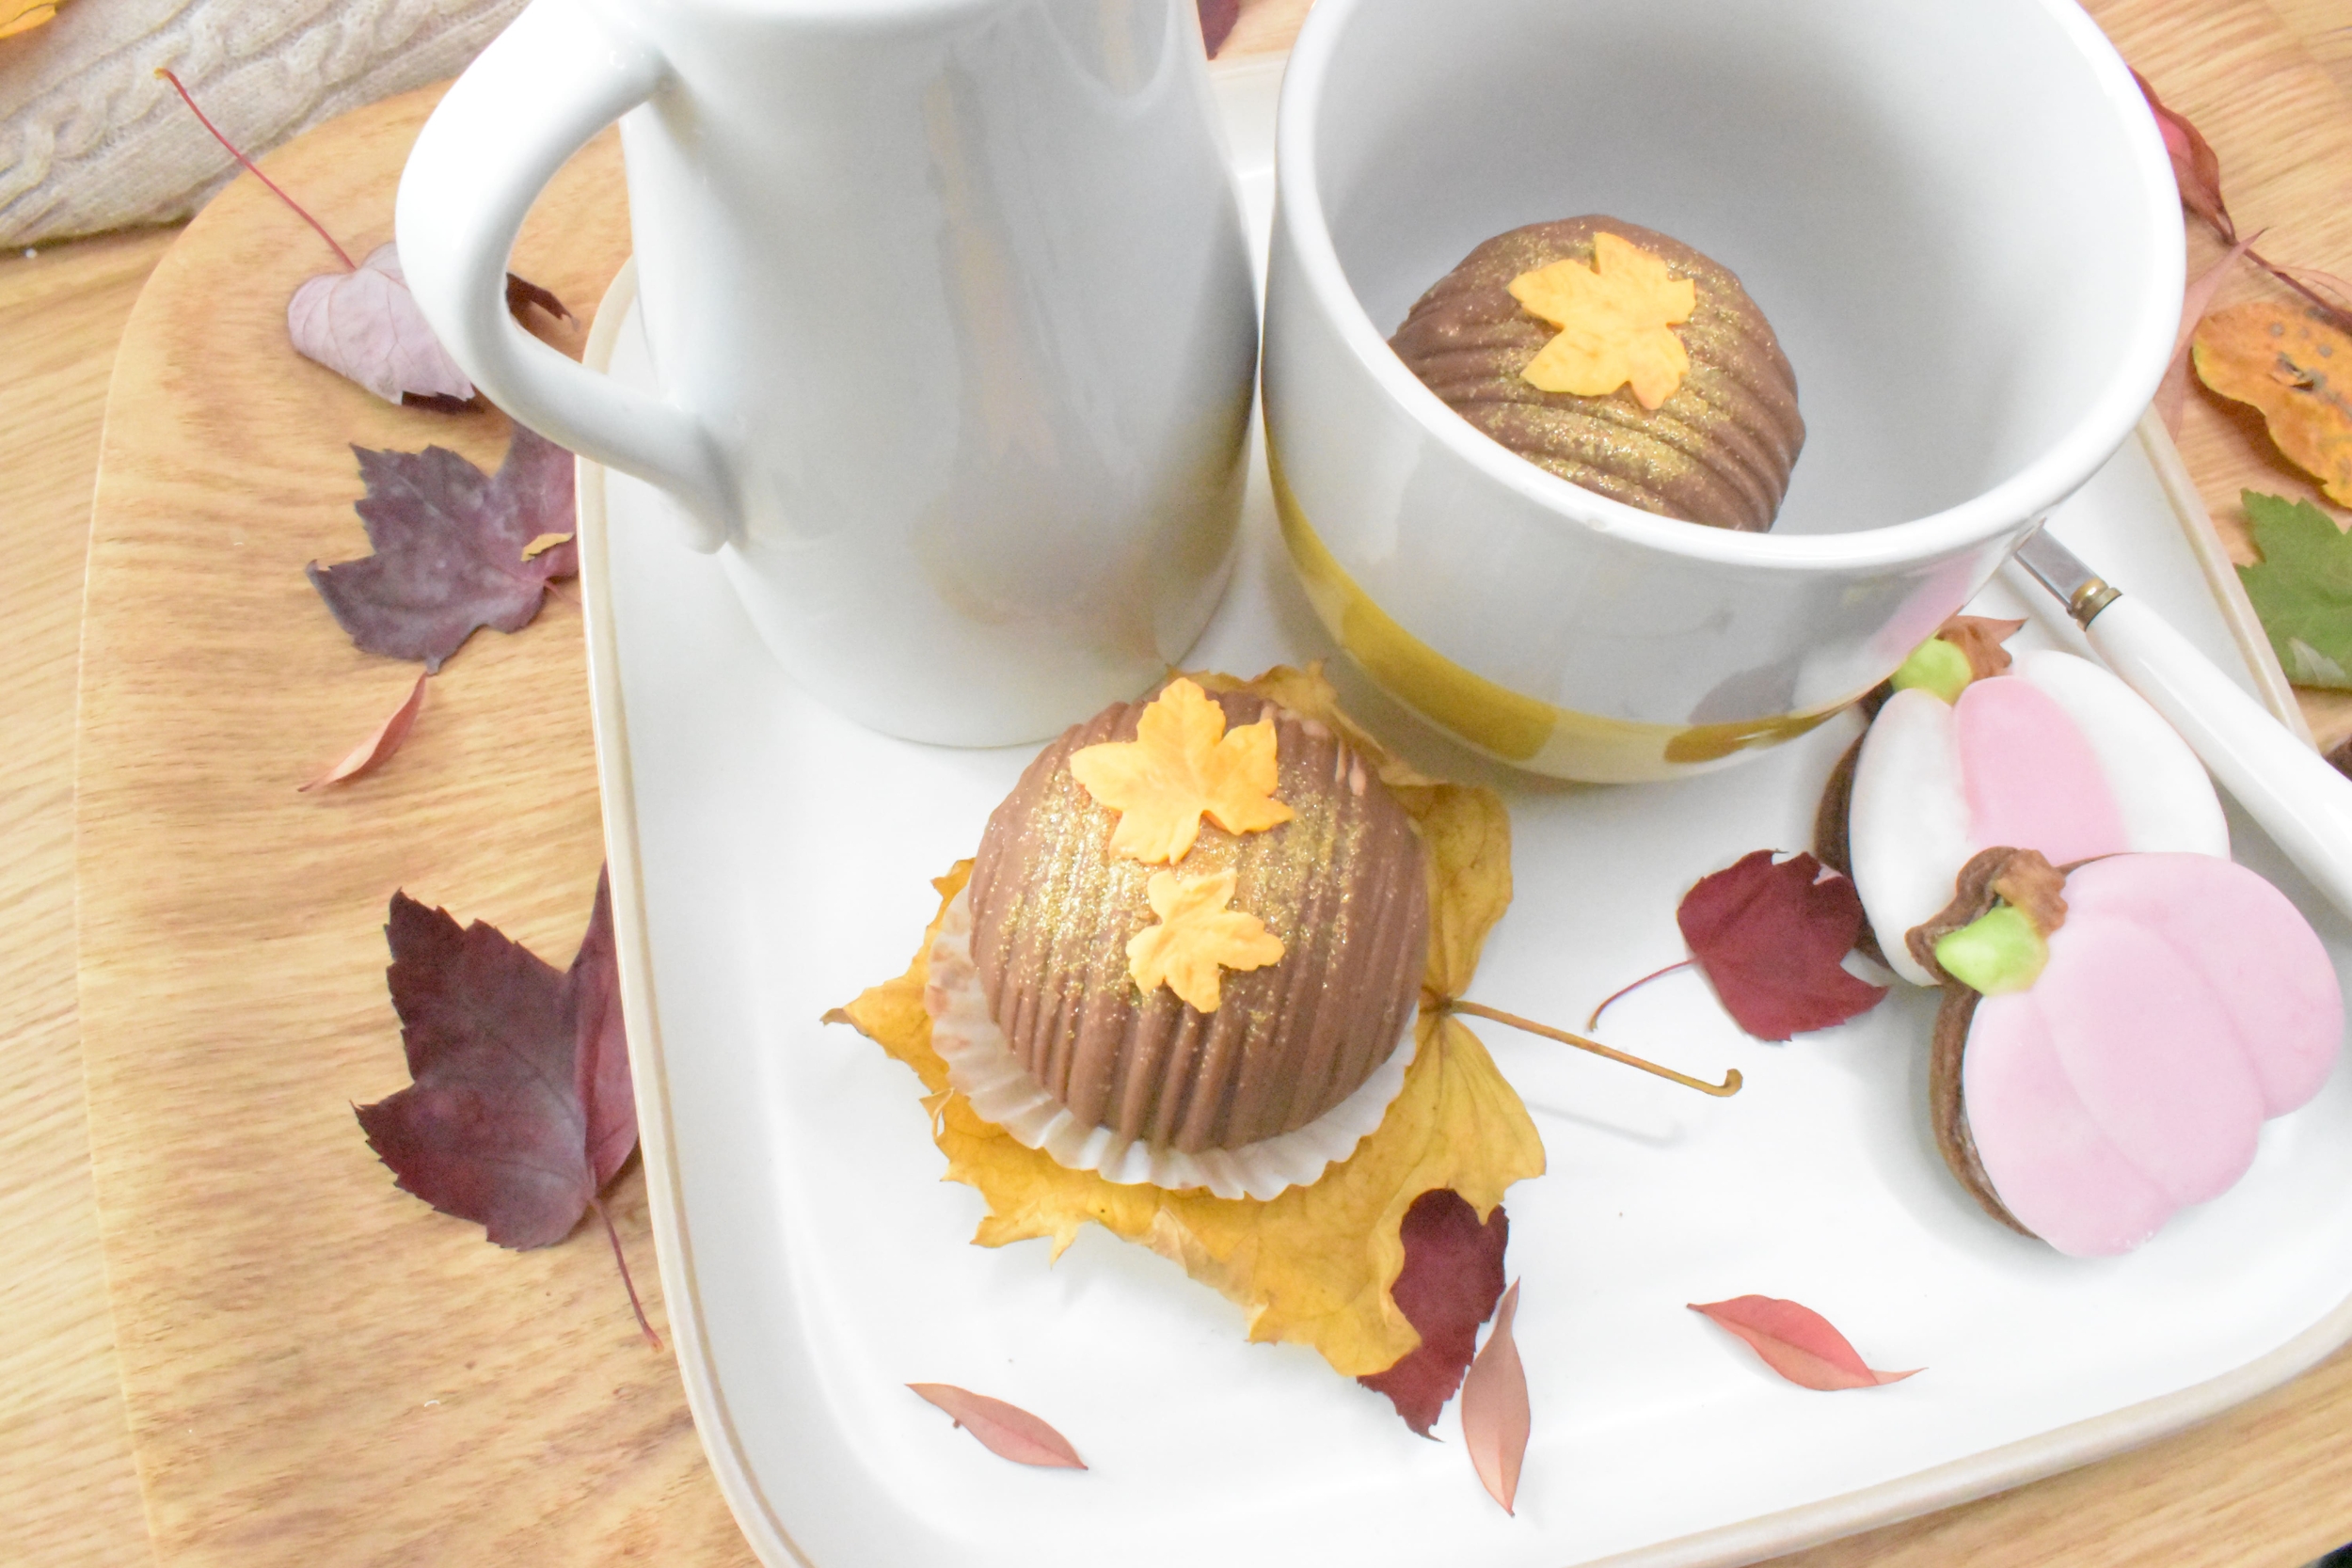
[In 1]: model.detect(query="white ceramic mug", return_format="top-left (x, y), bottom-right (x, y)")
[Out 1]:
top-left (397, 0), bottom-right (1259, 746)
top-left (1263, 0), bottom-right (2183, 782)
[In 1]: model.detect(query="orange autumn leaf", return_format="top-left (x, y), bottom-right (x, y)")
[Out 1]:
top-left (828, 666), bottom-right (1544, 1383)
top-left (1068, 675), bottom-right (1292, 863)
top-left (1125, 868), bottom-right (1285, 1011)
top-left (1508, 232), bottom-right (1696, 410)
top-left (2193, 302), bottom-right (2352, 506)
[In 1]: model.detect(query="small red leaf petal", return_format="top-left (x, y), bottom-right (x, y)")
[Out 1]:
top-left (300, 672), bottom-right (427, 791)
top-left (1677, 851), bottom-right (1887, 1040)
top-left (1358, 1190), bottom-right (1508, 1433)
top-left (907, 1384), bottom-right (1087, 1470)
top-left (505, 272), bottom-right (574, 323)
top-left (1198, 0), bottom-right (1238, 55)
top-left (1459, 1280), bottom-right (1529, 1514)
top-left (2131, 68), bottom-right (2232, 240)
top-left (1689, 1295), bottom-right (1919, 1392)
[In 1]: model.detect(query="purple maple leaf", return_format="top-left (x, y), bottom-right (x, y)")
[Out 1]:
top-left (356, 869), bottom-right (633, 1249)
top-left (307, 423), bottom-right (577, 672)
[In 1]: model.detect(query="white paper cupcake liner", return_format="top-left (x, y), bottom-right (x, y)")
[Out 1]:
top-left (924, 887), bottom-right (1415, 1200)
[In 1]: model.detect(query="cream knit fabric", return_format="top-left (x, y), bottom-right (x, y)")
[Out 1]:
top-left (0, 0), bottom-right (527, 246)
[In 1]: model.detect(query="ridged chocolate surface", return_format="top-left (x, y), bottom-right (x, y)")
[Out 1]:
top-left (967, 689), bottom-right (1428, 1153)
top-left (1389, 216), bottom-right (1804, 533)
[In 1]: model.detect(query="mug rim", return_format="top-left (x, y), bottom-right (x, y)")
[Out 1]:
top-left (1274, 0), bottom-right (2187, 573)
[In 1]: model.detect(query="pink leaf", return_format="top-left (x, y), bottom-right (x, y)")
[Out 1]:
top-left (2155, 235), bottom-right (2255, 436)
top-left (907, 1384), bottom-right (1087, 1469)
top-left (299, 672), bottom-right (426, 792)
top-left (288, 243), bottom-right (475, 406)
top-left (1459, 1280), bottom-right (1529, 1514)
top-left (1689, 1295), bottom-right (1919, 1391)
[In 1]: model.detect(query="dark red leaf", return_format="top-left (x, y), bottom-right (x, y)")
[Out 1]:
top-left (307, 423), bottom-right (577, 672)
top-left (1198, 0), bottom-right (1238, 55)
top-left (1358, 1189), bottom-right (1508, 1433)
top-left (908, 1384), bottom-right (1088, 1469)
top-left (1690, 1295), bottom-right (1919, 1391)
top-left (2131, 68), bottom-right (2232, 242)
top-left (356, 867), bottom-right (634, 1249)
top-left (505, 272), bottom-right (573, 323)
top-left (571, 869), bottom-right (634, 1189)
top-left (1678, 850), bottom-right (1887, 1040)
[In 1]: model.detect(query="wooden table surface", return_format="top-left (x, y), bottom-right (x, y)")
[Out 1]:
top-left (7, 0), bottom-right (2352, 1563)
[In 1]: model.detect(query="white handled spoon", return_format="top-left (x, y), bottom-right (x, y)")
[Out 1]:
top-left (2015, 526), bottom-right (2352, 924)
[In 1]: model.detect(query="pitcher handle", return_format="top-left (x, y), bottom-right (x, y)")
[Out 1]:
top-left (395, 0), bottom-right (731, 551)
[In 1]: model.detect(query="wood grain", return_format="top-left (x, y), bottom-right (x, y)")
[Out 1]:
top-left (35, 2), bottom-right (2352, 1565)
top-left (72, 86), bottom-right (751, 1567)
top-left (0, 226), bottom-right (173, 1568)
top-left (2106, 0), bottom-right (2352, 751)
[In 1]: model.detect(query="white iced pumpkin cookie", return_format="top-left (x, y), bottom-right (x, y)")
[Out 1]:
top-left (1915, 847), bottom-right (2340, 1256)
top-left (1818, 618), bottom-right (2227, 985)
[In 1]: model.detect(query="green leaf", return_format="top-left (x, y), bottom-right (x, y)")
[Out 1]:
top-left (2237, 491), bottom-right (2352, 691)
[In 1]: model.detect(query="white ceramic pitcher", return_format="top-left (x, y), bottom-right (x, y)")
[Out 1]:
top-left (396, 0), bottom-right (1258, 746)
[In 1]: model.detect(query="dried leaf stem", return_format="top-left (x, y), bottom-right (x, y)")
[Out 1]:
top-left (1442, 998), bottom-right (1740, 1097)
top-left (593, 1196), bottom-right (663, 1351)
top-left (1583, 958), bottom-right (1692, 1030)
top-left (154, 69), bottom-right (357, 270)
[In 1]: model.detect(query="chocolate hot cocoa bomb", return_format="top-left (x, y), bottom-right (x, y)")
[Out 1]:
top-left (964, 688), bottom-right (1428, 1155)
top-left (1390, 215), bottom-right (1804, 532)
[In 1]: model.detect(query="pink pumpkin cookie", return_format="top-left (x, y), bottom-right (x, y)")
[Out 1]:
top-left (1915, 848), bottom-right (2340, 1257)
top-left (1820, 620), bottom-right (2227, 985)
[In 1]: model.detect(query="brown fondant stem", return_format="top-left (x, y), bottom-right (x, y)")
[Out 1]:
top-left (1443, 999), bottom-right (1741, 1097)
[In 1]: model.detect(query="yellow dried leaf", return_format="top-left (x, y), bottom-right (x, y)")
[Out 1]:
top-left (2192, 302), bottom-right (2352, 506)
top-left (0, 0), bottom-right (60, 39)
top-left (831, 665), bottom-right (1542, 1379)
top-left (1069, 676), bottom-right (1294, 863)
top-left (1508, 231), bottom-right (1697, 410)
top-left (1126, 868), bottom-right (1285, 1011)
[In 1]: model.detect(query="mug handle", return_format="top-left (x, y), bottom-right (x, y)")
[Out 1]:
top-left (394, 0), bottom-right (731, 551)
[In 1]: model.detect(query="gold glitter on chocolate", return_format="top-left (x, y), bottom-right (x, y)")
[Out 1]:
top-left (968, 687), bottom-right (1428, 1153)
top-left (1390, 215), bottom-right (1804, 533)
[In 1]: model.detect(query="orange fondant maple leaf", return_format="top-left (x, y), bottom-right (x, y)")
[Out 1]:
top-left (1125, 869), bottom-right (1285, 1012)
top-left (1508, 232), bottom-right (1695, 410)
top-left (1069, 677), bottom-right (1292, 863)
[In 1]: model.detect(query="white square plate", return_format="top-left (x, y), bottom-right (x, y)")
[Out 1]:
top-left (578, 55), bottom-right (2352, 1568)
